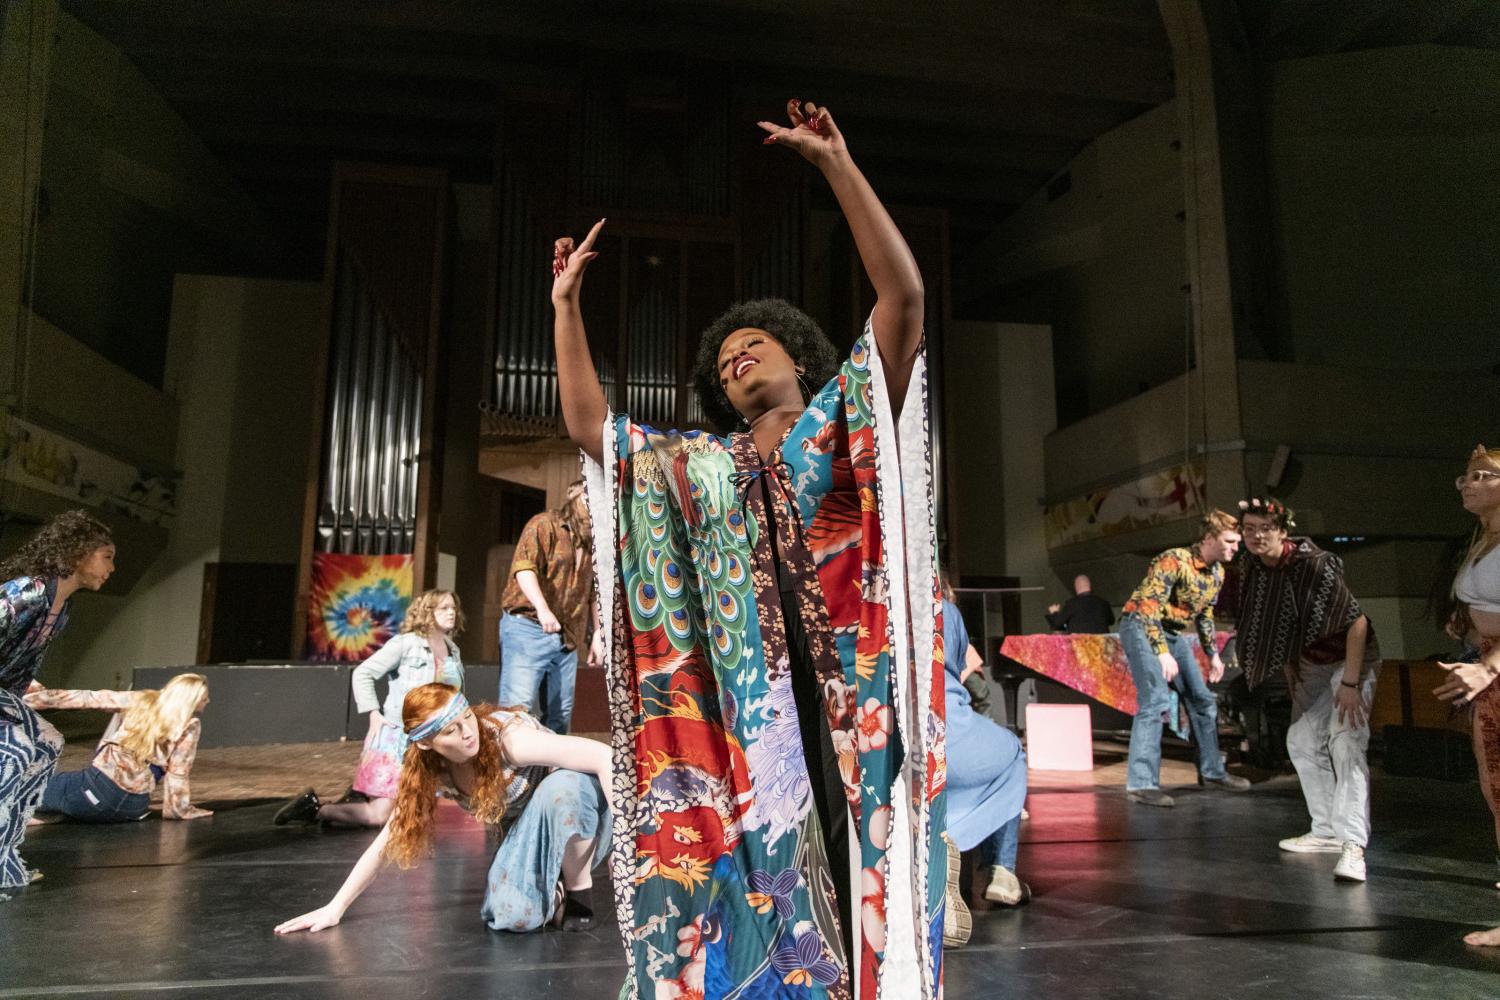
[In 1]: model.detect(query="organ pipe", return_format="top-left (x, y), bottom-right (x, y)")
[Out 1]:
top-left (314, 254), bottom-right (424, 555)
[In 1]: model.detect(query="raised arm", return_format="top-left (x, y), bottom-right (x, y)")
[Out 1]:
top-left (274, 822), bottom-right (392, 934)
top-left (759, 101), bottom-right (924, 410)
top-left (552, 220), bottom-right (609, 464)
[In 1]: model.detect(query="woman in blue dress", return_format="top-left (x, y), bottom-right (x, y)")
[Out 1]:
top-left (939, 592), bottom-right (1029, 945)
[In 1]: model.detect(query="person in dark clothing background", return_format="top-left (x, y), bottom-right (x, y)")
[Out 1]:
top-left (1046, 574), bottom-right (1115, 634)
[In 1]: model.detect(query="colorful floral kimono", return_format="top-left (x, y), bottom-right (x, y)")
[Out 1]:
top-left (583, 321), bottom-right (946, 999)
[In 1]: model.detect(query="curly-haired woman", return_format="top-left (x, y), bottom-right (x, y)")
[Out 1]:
top-left (553, 101), bottom-right (943, 999)
top-left (0, 508), bottom-right (114, 887)
top-left (1433, 446), bottom-right (1500, 945)
top-left (274, 682), bottom-right (612, 935)
top-left (275, 589), bottom-right (466, 829)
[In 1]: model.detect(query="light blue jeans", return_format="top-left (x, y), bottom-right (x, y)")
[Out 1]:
top-left (1121, 614), bottom-right (1227, 791)
top-left (976, 814), bottom-right (1021, 872)
top-left (499, 612), bottom-right (578, 734)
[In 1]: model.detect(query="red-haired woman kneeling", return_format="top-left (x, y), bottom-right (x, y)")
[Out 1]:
top-left (274, 682), bottom-right (612, 934)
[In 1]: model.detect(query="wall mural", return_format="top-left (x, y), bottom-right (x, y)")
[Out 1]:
top-left (306, 552), bottom-right (413, 662)
top-left (0, 415), bottom-right (176, 525)
top-left (1043, 460), bottom-right (1205, 550)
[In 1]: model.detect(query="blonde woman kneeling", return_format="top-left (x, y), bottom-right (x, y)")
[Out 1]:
top-left (25, 673), bottom-right (211, 822)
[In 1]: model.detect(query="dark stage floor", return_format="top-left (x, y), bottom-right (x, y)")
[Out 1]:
top-left (4, 771), bottom-right (1500, 999)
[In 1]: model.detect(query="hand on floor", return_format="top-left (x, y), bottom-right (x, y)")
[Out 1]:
top-left (275, 903), bottom-right (346, 934)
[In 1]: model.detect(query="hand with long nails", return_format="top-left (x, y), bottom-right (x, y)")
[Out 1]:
top-left (758, 99), bottom-right (846, 166)
top-left (551, 219), bottom-right (605, 306)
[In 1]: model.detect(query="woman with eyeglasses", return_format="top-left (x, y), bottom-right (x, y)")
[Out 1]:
top-left (1433, 445), bottom-right (1500, 946)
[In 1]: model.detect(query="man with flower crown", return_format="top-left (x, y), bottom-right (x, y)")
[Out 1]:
top-left (1233, 496), bottom-right (1379, 883)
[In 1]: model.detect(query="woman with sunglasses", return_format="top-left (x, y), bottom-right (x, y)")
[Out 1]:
top-left (1434, 446), bottom-right (1500, 946)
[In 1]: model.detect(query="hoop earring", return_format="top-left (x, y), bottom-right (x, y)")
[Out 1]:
top-left (795, 368), bottom-right (812, 402)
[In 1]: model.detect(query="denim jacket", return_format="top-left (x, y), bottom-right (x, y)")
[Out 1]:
top-left (350, 631), bottom-right (464, 721)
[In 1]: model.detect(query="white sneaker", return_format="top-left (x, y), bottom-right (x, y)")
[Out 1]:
top-left (1333, 842), bottom-right (1367, 882)
top-left (983, 864), bottom-right (1031, 906)
top-left (941, 834), bottom-right (971, 947)
top-left (1278, 833), bottom-right (1342, 854)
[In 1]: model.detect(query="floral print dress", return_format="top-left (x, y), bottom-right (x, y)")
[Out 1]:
top-left (583, 323), bottom-right (947, 1000)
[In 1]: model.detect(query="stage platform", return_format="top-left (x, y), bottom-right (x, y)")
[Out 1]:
top-left (127, 661), bottom-right (612, 748)
top-left (5, 748), bottom-right (1500, 998)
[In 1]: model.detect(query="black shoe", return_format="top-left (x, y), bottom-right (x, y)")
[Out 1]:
top-left (274, 789), bottom-right (322, 826)
top-left (557, 887), bottom-right (595, 931)
top-left (1126, 788), bottom-right (1176, 808)
top-left (1202, 774), bottom-right (1251, 792)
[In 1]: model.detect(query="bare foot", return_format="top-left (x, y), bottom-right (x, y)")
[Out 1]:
top-left (1464, 925), bottom-right (1500, 947)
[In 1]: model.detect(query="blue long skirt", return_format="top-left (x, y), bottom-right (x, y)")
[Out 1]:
top-left (482, 768), bottom-right (610, 932)
top-left (945, 707), bottom-right (1028, 853)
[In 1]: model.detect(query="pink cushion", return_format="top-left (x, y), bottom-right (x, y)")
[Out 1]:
top-left (1024, 704), bottom-right (1094, 771)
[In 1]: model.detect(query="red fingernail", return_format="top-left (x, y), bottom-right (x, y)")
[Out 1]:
top-left (763, 136), bottom-right (776, 144)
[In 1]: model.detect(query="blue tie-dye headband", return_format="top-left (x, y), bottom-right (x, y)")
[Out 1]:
top-left (406, 691), bottom-right (469, 743)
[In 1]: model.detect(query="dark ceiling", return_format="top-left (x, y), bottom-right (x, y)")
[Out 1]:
top-left (61, 0), bottom-right (1175, 275)
top-left (59, 0), bottom-right (1500, 282)
top-left (1236, 0), bottom-right (1500, 60)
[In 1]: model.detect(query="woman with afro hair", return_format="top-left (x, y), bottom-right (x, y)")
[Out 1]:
top-left (0, 509), bottom-right (115, 887)
top-left (552, 101), bottom-right (945, 999)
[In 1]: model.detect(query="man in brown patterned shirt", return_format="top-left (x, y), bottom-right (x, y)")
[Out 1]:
top-left (498, 480), bottom-right (599, 733)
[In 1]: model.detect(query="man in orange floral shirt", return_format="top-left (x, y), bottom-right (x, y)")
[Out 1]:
top-left (1120, 509), bottom-right (1251, 807)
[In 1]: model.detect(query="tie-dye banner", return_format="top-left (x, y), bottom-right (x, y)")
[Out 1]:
top-left (999, 630), bottom-right (1230, 717)
top-left (307, 553), bottom-right (413, 662)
